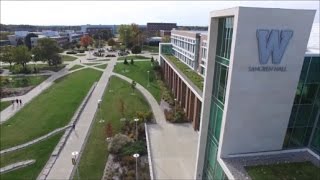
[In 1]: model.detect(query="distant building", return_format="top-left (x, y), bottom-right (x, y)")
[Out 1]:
top-left (80, 25), bottom-right (117, 35)
top-left (147, 23), bottom-right (177, 36)
top-left (160, 30), bottom-right (171, 37)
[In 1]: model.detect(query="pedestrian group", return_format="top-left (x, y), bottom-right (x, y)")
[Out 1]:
top-left (11, 99), bottom-right (23, 107)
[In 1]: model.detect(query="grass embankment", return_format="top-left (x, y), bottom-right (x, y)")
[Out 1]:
top-left (0, 75), bottom-right (49, 88)
top-left (0, 68), bottom-right (102, 150)
top-left (83, 63), bottom-right (101, 66)
top-left (117, 55), bottom-right (150, 61)
top-left (114, 61), bottom-right (161, 102)
top-left (0, 132), bottom-right (63, 179)
top-left (75, 54), bottom-right (86, 57)
top-left (95, 64), bottom-right (108, 70)
top-left (77, 76), bottom-right (150, 179)
top-left (246, 161), bottom-right (320, 180)
top-left (62, 54), bottom-right (78, 61)
top-left (69, 65), bottom-right (84, 71)
top-left (164, 55), bottom-right (204, 90)
top-left (0, 101), bottom-right (11, 111)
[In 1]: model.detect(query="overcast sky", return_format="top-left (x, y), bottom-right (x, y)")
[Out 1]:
top-left (1, 1), bottom-right (319, 26)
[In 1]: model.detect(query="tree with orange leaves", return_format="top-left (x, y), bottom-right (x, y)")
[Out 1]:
top-left (80, 35), bottom-right (93, 49)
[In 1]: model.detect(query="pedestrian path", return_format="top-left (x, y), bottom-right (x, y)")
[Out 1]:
top-left (112, 72), bottom-right (199, 179)
top-left (0, 60), bottom-right (79, 124)
top-left (45, 57), bottom-right (117, 179)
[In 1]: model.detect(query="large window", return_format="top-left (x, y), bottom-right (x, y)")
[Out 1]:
top-left (203, 16), bottom-right (233, 180)
top-left (283, 56), bottom-right (320, 154)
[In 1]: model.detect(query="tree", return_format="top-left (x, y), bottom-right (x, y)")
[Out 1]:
top-left (24, 33), bottom-right (38, 50)
top-left (32, 38), bottom-right (61, 66)
top-left (151, 56), bottom-right (154, 63)
top-left (16, 38), bottom-right (24, 46)
top-left (0, 46), bottom-right (14, 68)
top-left (130, 58), bottom-right (134, 65)
top-left (105, 123), bottom-right (113, 138)
top-left (80, 35), bottom-right (93, 49)
top-left (118, 98), bottom-right (125, 117)
top-left (162, 35), bottom-right (171, 43)
top-left (12, 45), bottom-right (31, 70)
top-left (107, 38), bottom-right (116, 46)
top-left (131, 45), bottom-right (141, 54)
top-left (124, 57), bottom-right (128, 64)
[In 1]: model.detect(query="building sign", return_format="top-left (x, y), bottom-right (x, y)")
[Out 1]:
top-left (249, 29), bottom-right (293, 72)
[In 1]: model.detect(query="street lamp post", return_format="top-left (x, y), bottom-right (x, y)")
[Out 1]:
top-left (133, 153), bottom-right (140, 180)
top-left (134, 118), bottom-right (139, 141)
top-left (147, 71), bottom-right (150, 87)
top-left (72, 151), bottom-right (80, 180)
top-left (174, 98), bottom-right (177, 115)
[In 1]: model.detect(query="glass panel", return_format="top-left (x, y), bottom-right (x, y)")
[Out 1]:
top-left (213, 164), bottom-right (223, 180)
top-left (283, 128), bottom-right (293, 148)
top-left (214, 107), bottom-right (223, 142)
top-left (294, 82), bottom-right (303, 104)
top-left (300, 84), bottom-right (319, 104)
top-left (311, 127), bottom-right (320, 153)
top-left (294, 105), bottom-right (313, 127)
top-left (306, 57), bottom-right (320, 83)
top-left (209, 102), bottom-right (217, 136)
top-left (288, 127), bottom-right (307, 147)
top-left (288, 106), bottom-right (298, 128)
top-left (218, 65), bottom-right (227, 102)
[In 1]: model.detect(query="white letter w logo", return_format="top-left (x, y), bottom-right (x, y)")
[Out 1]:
top-left (257, 29), bottom-right (293, 64)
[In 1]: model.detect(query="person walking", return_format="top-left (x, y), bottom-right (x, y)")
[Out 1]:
top-left (19, 99), bottom-right (22, 106)
top-left (15, 99), bottom-right (19, 105)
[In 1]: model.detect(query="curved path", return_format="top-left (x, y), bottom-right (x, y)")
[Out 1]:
top-left (112, 72), bottom-right (199, 179)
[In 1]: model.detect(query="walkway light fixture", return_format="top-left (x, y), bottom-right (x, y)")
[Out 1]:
top-left (134, 118), bottom-right (139, 141)
top-left (71, 151), bottom-right (80, 180)
top-left (133, 153), bottom-right (140, 180)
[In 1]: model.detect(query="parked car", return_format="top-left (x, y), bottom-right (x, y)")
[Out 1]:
top-left (118, 52), bottom-right (128, 56)
top-left (106, 54), bottom-right (116, 57)
top-left (66, 51), bottom-right (77, 54)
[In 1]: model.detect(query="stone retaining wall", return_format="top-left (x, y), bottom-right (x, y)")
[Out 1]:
top-left (0, 160), bottom-right (35, 174)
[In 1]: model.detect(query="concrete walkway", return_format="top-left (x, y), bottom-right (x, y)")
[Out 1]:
top-left (45, 57), bottom-right (117, 179)
top-left (113, 72), bottom-right (199, 179)
top-left (0, 60), bottom-right (80, 124)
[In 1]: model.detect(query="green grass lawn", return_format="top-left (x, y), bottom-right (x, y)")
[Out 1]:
top-left (75, 54), bottom-right (86, 57)
top-left (0, 101), bottom-right (11, 111)
top-left (246, 161), bottom-right (320, 180)
top-left (117, 55), bottom-right (150, 61)
top-left (164, 55), bottom-right (204, 90)
top-left (95, 64), bottom-right (108, 70)
top-left (69, 65), bottom-right (84, 71)
top-left (113, 61), bottom-right (161, 102)
top-left (62, 54), bottom-right (78, 61)
top-left (0, 75), bottom-right (49, 88)
top-left (0, 132), bottom-right (63, 179)
top-left (0, 68), bottom-right (102, 150)
top-left (83, 63), bottom-right (101, 66)
top-left (77, 76), bottom-right (151, 180)
top-left (143, 45), bottom-right (159, 53)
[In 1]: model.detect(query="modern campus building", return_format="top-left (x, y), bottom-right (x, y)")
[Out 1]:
top-left (147, 22), bottom-right (177, 36)
top-left (159, 6), bottom-right (319, 179)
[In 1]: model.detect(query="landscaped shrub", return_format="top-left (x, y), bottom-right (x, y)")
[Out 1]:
top-left (108, 133), bottom-right (133, 154)
top-left (124, 58), bottom-right (128, 64)
top-left (130, 58), bottom-right (134, 65)
top-left (120, 141), bottom-right (147, 157)
top-left (164, 107), bottom-right (187, 123)
top-left (164, 109), bottom-right (174, 121)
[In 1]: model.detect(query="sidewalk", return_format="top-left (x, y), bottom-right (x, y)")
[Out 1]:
top-left (113, 73), bottom-right (199, 179)
top-left (45, 57), bottom-right (117, 179)
top-left (0, 60), bottom-right (79, 124)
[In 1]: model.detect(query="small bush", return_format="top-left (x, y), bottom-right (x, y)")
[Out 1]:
top-left (130, 58), bottom-right (134, 65)
top-left (124, 58), bottom-right (128, 64)
top-left (108, 133), bottom-right (133, 154)
top-left (120, 141), bottom-right (147, 157)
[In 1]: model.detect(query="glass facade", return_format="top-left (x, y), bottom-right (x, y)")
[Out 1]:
top-left (283, 56), bottom-right (320, 154)
top-left (203, 17), bottom-right (234, 180)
